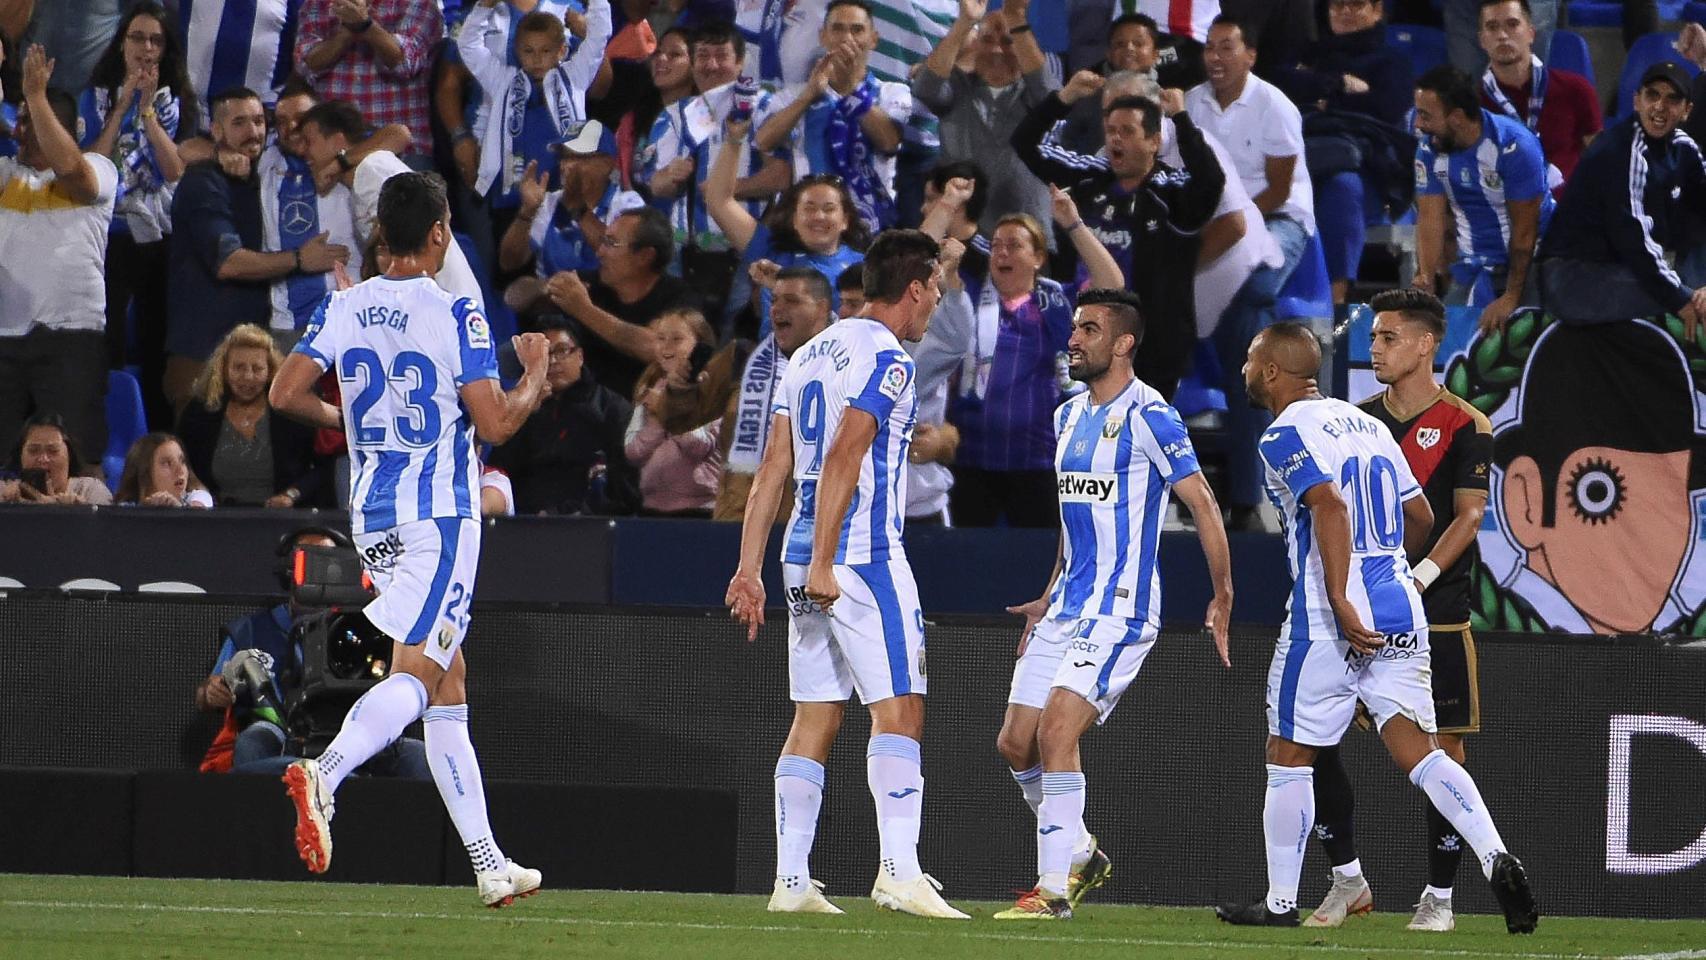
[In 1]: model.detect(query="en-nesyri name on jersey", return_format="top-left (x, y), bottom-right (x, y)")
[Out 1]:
top-left (1258, 397), bottom-right (1429, 643)
top-left (1048, 378), bottom-right (1201, 626)
top-left (293, 276), bottom-right (500, 535)
top-left (775, 317), bottom-right (918, 566)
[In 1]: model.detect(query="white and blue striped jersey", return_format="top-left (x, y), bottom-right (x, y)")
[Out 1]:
top-left (177, 0), bottom-right (302, 131)
top-left (1047, 378), bottom-right (1200, 627)
top-left (293, 276), bottom-right (499, 536)
top-left (777, 317), bottom-right (917, 566)
top-left (1259, 398), bottom-right (1428, 643)
top-left (1415, 109), bottom-right (1555, 268)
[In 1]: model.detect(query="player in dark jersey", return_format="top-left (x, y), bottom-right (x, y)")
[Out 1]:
top-left (1302, 288), bottom-right (1505, 934)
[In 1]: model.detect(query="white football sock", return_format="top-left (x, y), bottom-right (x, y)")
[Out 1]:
top-left (1333, 858), bottom-right (1363, 880)
top-left (1409, 749), bottom-right (1507, 880)
top-left (774, 754), bottom-right (825, 890)
top-left (1264, 763), bottom-right (1314, 914)
top-left (317, 673), bottom-right (427, 794)
top-left (1010, 764), bottom-right (1043, 815)
top-left (423, 704), bottom-right (505, 874)
top-left (1037, 771), bottom-right (1085, 895)
top-left (867, 734), bottom-right (923, 883)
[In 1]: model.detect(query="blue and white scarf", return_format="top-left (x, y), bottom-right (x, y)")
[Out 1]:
top-left (727, 333), bottom-right (785, 473)
top-left (805, 79), bottom-right (894, 234)
top-left (1482, 54), bottom-right (1547, 134)
top-left (94, 85), bottom-right (179, 195)
top-left (735, 0), bottom-right (791, 83)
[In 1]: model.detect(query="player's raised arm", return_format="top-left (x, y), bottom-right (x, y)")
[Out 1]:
top-left (803, 407), bottom-right (879, 609)
top-left (1301, 481), bottom-right (1383, 654)
top-left (270, 353), bottom-right (344, 431)
top-left (461, 333), bottom-right (551, 445)
top-left (1172, 472), bottom-right (1234, 667)
top-left (727, 413), bottom-right (796, 641)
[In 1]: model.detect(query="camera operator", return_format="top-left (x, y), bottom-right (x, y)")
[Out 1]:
top-left (195, 526), bottom-right (428, 779)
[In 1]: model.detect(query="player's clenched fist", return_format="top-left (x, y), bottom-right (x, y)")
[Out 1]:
top-left (803, 562), bottom-right (839, 610)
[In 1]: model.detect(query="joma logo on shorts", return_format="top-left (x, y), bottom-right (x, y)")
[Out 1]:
top-left (1057, 472), bottom-right (1117, 503)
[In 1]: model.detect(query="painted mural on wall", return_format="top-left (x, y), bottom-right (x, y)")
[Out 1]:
top-left (1342, 309), bottom-right (1706, 636)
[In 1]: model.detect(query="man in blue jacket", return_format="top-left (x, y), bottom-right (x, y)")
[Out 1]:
top-left (1536, 61), bottom-right (1706, 336)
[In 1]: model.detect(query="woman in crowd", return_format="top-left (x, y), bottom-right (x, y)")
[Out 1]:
top-left (705, 116), bottom-right (869, 331)
top-left (947, 190), bottom-right (1126, 527)
top-left (624, 307), bottom-right (724, 517)
top-left (613, 26), bottom-right (695, 190)
top-left (0, 413), bottom-right (114, 506)
top-left (176, 324), bottom-right (323, 508)
top-left (115, 432), bottom-right (212, 507)
top-left (81, 2), bottom-right (194, 429)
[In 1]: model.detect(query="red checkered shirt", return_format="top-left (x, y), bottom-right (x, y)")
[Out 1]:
top-left (295, 0), bottom-right (444, 151)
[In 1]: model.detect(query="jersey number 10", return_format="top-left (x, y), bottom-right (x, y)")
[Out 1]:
top-left (341, 348), bottom-right (442, 448)
top-left (1339, 454), bottom-right (1403, 551)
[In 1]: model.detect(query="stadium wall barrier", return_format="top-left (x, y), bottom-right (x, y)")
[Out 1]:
top-left (2, 593), bottom-right (1703, 918)
top-left (0, 767), bottom-right (738, 892)
top-left (0, 506), bottom-right (1294, 621)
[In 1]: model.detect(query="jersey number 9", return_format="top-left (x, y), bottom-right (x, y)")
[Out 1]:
top-left (797, 381), bottom-right (827, 476)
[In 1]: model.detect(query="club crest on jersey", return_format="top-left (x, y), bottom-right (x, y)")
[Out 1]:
top-left (465, 311), bottom-right (492, 350)
top-left (1482, 170), bottom-right (1502, 191)
top-left (878, 361), bottom-right (910, 400)
top-left (1416, 427), bottom-right (1442, 449)
top-left (1101, 417), bottom-right (1124, 440)
top-left (437, 623), bottom-right (455, 650)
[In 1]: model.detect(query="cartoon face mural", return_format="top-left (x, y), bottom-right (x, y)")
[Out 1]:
top-left (1489, 320), bottom-right (1706, 634)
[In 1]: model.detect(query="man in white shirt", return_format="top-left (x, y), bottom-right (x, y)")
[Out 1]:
top-left (0, 45), bottom-right (119, 460)
top-left (1185, 14), bottom-right (1313, 292)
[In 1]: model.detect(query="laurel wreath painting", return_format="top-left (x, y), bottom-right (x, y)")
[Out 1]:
top-left (1446, 309), bottom-right (1706, 637)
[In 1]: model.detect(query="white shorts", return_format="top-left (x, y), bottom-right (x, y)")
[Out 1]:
top-left (1008, 614), bottom-right (1156, 724)
top-left (784, 560), bottom-right (926, 704)
top-left (1266, 628), bottom-right (1438, 747)
top-left (354, 517), bottom-right (481, 671)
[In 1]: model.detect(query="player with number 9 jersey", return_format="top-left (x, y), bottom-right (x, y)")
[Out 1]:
top-left (1259, 395), bottom-right (1431, 746)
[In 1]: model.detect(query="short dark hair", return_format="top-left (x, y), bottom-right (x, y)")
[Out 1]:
top-left (836, 262), bottom-right (864, 292)
top-left (535, 312), bottom-right (580, 342)
top-left (1416, 64), bottom-right (1481, 119)
top-left (1208, 13), bottom-right (1257, 47)
top-left (927, 160), bottom-right (990, 223)
top-left (300, 100), bottom-right (366, 141)
top-left (616, 207), bottom-right (675, 273)
top-left (1369, 288), bottom-right (1447, 339)
top-left (377, 172), bottom-right (449, 255)
top-left (1109, 13), bottom-right (1158, 44)
top-left (1260, 320), bottom-right (1325, 378)
top-left (276, 74), bottom-right (318, 103)
top-left (516, 9), bottom-right (566, 43)
top-left (1478, 0), bottom-right (1531, 17)
top-left (692, 21), bottom-right (746, 61)
top-left (825, 0), bottom-right (874, 24)
top-left (1102, 95), bottom-right (1162, 135)
top-left (775, 265), bottom-right (833, 304)
top-left (1077, 288), bottom-right (1145, 347)
top-left (862, 229), bottom-right (940, 304)
top-left (210, 85), bottom-right (263, 116)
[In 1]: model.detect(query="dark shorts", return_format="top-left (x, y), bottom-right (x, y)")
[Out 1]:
top-left (1429, 625), bottom-right (1481, 735)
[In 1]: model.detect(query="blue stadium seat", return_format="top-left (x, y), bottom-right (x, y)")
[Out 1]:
top-left (1566, 1), bottom-right (1622, 27)
top-left (1548, 29), bottom-right (1596, 87)
top-left (1315, 171), bottom-right (1367, 283)
top-left (1276, 231), bottom-right (1333, 322)
top-left (1686, 0), bottom-right (1706, 25)
top-left (103, 369), bottom-right (147, 492)
top-left (1387, 23), bottom-right (1448, 76)
top-left (1173, 341), bottom-right (1227, 419)
top-left (1615, 32), bottom-right (1699, 121)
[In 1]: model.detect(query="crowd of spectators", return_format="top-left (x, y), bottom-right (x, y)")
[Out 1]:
top-left (0, 0), bottom-right (1699, 529)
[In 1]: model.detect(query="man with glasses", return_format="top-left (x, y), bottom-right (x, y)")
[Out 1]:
top-left (489, 316), bottom-right (640, 513)
top-left (544, 205), bottom-right (701, 396)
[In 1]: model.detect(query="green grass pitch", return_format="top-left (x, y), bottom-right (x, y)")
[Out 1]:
top-left (4, 875), bottom-right (1704, 960)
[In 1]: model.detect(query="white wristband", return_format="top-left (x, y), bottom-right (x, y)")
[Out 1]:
top-left (1413, 558), bottom-right (1441, 591)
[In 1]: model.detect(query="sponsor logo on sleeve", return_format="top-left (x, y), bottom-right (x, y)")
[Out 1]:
top-left (878, 361), bottom-right (910, 401)
top-left (465, 311), bottom-right (492, 350)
